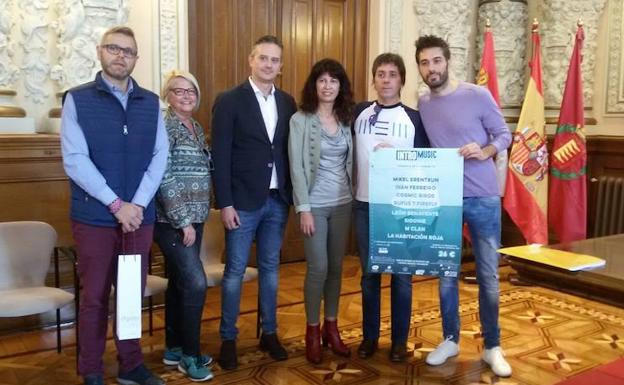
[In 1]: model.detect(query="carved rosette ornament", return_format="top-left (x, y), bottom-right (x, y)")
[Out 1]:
top-left (537, 0), bottom-right (607, 108)
top-left (413, 0), bottom-right (477, 94)
top-left (476, 0), bottom-right (527, 108)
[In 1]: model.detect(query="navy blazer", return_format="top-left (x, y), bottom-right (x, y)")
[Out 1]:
top-left (211, 80), bottom-right (297, 210)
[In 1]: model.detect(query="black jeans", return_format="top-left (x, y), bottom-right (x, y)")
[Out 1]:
top-left (154, 222), bottom-right (207, 356)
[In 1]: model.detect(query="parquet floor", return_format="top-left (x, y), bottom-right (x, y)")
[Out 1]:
top-left (2, 256), bottom-right (624, 384)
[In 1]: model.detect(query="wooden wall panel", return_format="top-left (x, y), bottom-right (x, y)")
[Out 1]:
top-left (189, 0), bottom-right (277, 138)
top-left (0, 135), bottom-right (72, 246)
top-left (586, 136), bottom-right (624, 237)
top-left (316, 0), bottom-right (346, 61)
top-left (189, 0), bottom-right (368, 262)
top-left (280, 0), bottom-right (314, 100)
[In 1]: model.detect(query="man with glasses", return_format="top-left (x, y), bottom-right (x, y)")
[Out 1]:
top-left (61, 26), bottom-right (168, 385)
top-left (353, 53), bottom-right (429, 362)
top-left (415, 35), bottom-right (512, 377)
top-left (211, 35), bottom-right (297, 370)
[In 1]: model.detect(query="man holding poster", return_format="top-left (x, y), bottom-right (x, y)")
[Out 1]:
top-left (353, 53), bottom-right (429, 362)
top-left (415, 35), bottom-right (512, 377)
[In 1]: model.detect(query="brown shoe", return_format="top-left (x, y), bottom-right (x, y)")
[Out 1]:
top-left (322, 319), bottom-right (351, 357)
top-left (305, 324), bottom-right (322, 364)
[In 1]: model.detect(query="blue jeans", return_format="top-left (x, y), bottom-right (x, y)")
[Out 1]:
top-left (154, 222), bottom-right (207, 356)
top-left (219, 193), bottom-right (289, 340)
top-left (440, 196), bottom-right (501, 349)
top-left (354, 200), bottom-right (412, 343)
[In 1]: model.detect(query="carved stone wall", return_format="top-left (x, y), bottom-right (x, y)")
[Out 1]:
top-left (0, 0), bottom-right (185, 133)
top-left (476, 0), bottom-right (528, 108)
top-left (51, 0), bottom-right (129, 92)
top-left (386, 0), bottom-right (403, 53)
top-left (0, 0), bottom-right (18, 89)
top-left (412, 0), bottom-right (478, 94)
top-left (606, 0), bottom-right (624, 114)
top-left (537, 0), bottom-right (607, 108)
top-left (159, 0), bottom-right (181, 89)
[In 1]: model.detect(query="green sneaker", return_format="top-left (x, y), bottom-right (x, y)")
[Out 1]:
top-left (178, 355), bottom-right (214, 382)
top-left (163, 347), bottom-right (213, 367)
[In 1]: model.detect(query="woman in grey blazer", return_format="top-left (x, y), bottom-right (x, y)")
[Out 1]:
top-left (288, 59), bottom-right (354, 364)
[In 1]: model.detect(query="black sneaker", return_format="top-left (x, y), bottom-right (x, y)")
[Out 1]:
top-left (117, 364), bottom-right (164, 385)
top-left (259, 333), bottom-right (288, 361)
top-left (218, 339), bottom-right (238, 370)
top-left (83, 374), bottom-right (104, 385)
top-left (357, 339), bottom-right (378, 359)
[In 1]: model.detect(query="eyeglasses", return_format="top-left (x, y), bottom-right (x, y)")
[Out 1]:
top-left (169, 88), bottom-right (198, 97)
top-left (368, 104), bottom-right (382, 126)
top-left (101, 44), bottom-right (137, 58)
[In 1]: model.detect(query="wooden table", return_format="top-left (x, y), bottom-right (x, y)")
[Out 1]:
top-left (504, 234), bottom-right (624, 307)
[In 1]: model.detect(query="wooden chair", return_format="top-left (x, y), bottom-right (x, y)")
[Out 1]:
top-left (199, 209), bottom-right (260, 337)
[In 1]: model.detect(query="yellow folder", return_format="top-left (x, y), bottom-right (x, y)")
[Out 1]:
top-left (498, 245), bottom-right (606, 271)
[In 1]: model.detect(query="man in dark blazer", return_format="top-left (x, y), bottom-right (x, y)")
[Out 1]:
top-left (211, 35), bottom-right (297, 370)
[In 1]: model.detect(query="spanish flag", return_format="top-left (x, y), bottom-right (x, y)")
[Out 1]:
top-left (503, 20), bottom-right (549, 245)
top-left (549, 23), bottom-right (587, 243)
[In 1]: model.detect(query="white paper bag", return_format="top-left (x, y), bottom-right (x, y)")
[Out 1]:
top-left (116, 254), bottom-right (142, 340)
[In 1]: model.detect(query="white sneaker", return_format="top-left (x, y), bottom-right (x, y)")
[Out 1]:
top-left (426, 337), bottom-right (459, 366)
top-left (482, 346), bottom-right (512, 377)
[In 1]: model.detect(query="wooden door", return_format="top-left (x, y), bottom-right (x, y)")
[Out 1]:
top-left (189, 0), bottom-right (368, 262)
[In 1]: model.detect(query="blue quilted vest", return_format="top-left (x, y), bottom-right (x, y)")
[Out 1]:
top-left (67, 72), bottom-right (159, 227)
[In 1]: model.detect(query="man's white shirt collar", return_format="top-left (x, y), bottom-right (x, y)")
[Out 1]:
top-left (249, 77), bottom-right (275, 97)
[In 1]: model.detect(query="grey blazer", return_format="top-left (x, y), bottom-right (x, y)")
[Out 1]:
top-left (288, 111), bottom-right (353, 213)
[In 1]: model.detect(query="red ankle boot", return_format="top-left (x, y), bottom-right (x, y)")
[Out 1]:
top-left (321, 319), bottom-right (351, 357)
top-left (306, 324), bottom-right (322, 364)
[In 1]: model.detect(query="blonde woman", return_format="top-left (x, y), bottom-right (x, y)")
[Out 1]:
top-left (154, 70), bottom-right (213, 382)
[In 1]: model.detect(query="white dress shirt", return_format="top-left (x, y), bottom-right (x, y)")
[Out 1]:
top-left (249, 77), bottom-right (279, 189)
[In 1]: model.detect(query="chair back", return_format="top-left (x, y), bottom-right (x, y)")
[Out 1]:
top-left (199, 209), bottom-right (225, 265)
top-left (0, 221), bottom-right (57, 290)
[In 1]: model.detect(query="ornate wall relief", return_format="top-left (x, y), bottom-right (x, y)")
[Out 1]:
top-left (19, 0), bottom-right (51, 105)
top-left (476, 0), bottom-right (527, 108)
top-left (386, 0), bottom-right (403, 53)
top-left (0, 0), bottom-right (28, 124)
top-left (538, 0), bottom-right (607, 108)
top-left (51, 0), bottom-right (129, 92)
top-left (413, 0), bottom-right (477, 87)
top-left (606, 0), bottom-right (624, 114)
top-left (0, 0), bottom-right (19, 90)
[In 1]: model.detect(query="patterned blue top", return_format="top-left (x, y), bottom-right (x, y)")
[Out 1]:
top-left (156, 108), bottom-right (212, 228)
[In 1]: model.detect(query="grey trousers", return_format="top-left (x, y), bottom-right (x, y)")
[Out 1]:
top-left (303, 201), bottom-right (352, 324)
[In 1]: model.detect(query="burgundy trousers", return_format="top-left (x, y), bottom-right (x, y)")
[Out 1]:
top-left (71, 221), bottom-right (154, 376)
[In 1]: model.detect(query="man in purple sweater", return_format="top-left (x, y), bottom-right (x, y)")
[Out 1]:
top-left (415, 35), bottom-right (512, 377)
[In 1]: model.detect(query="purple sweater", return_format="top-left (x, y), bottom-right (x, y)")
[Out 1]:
top-left (418, 82), bottom-right (511, 197)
